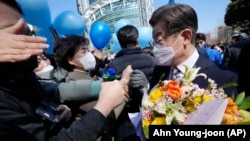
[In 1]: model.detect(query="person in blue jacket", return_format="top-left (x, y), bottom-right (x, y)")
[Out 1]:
top-left (195, 32), bottom-right (222, 64)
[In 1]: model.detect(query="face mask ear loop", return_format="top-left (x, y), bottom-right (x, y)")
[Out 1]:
top-left (174, 44), bottom-right (183, 54)
top-left (171, 34), bottom-right (183, 54)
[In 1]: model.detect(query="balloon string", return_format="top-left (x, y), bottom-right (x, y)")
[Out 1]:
top-left (49, 26), bottom-right (60, 46)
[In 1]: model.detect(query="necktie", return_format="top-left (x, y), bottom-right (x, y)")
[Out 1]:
top-left (172, 67), bottom-right (181, 80)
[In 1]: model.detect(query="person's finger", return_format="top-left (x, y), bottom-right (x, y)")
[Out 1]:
top-left (130, 76), bottom-right (142, 80)
top-left (13, 35), bottom-right (48, 43)
top-left (0, 55), bottom-right (31, 63)
top-left (124, 92), bottom-right (129, 99)
top-left (56, 105), bottom-right (66, 112)
top-left (132, 69), bottom-right (141, 74)
top-left (130, 84), bottom-right (140, 88)
top-left (124, 95), bottom-right (129, 103)
top-left (11, 47), bottom-right (44, 55)
top-left (12, 40), bottom-right (49, 50)
top-left (57, 105), bottom-right (71, 121)
top-left (1, 36), bottom-right (48, 50)
top-left (130, 78), bottom-right (142, 82)
top-left (59, 110), bottom-right (71, 121)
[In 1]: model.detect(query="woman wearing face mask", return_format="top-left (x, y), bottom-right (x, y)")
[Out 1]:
top-left (54, 35), bottom-right (124, 141)
top-left (34, 53), bottom-right (55, 80)
top-left (53, 35), bottom-right (98, 120)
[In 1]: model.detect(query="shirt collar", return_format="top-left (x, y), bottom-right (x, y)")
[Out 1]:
top-left (176, 49), bottom-right (199, 73)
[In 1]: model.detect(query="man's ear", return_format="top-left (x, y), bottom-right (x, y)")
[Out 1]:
top-left (181, 28), bottom-right (193, 45)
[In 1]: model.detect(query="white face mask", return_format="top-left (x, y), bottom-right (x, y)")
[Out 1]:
top-left (79, 52), bottom-right (96, 70)
top-left (35, 65), bottom-right (54, 79)
top-left (152, 35), bottom-right (182, 66)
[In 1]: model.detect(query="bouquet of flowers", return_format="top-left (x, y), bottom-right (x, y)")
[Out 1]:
top-left (141, 65), bottom-right (250, 138)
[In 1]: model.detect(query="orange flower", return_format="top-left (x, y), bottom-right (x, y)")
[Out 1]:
top-left (225, 97), bottom-right (238, 114)
top-left (161, 81), bottom-right (182, 101)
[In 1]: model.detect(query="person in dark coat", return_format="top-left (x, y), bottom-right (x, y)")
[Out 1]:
top-left (0, 0), bottom-right (132, 141)
top-left (237, 39), bottom-right (250, 96)
top-left (222, 35), bottom-right (247, 72)
top-left (105, 25), bottom-right (158, 141)
top-left (0, 119), bottom-right (38, 141)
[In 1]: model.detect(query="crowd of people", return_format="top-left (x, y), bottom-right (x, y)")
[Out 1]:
top-left (0, 0), bottom-right (249, 141)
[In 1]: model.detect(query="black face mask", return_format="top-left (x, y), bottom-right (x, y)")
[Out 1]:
top-left (0, 56), bottom-right (38, 80)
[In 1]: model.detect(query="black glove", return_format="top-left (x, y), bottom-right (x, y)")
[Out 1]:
top-left (129, 70), bottom-right (147, 89)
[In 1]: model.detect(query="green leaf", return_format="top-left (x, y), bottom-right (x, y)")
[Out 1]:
top-left (235, 91), bottom-right (245, 105)
top-left (158, 73), bottom-right (166, 86)
top-left (143, 126), bottom-right (149, 139)
top-left (220, 82), bottom-right (238, 89)
top-left (237, 121), bottom-right (250, 125)
top-left (159, 73), bottom-right (165, 81)
top-left (241, 95), bottom-right (250, 104)
top-left (239, 102), bottom-right (250, 110)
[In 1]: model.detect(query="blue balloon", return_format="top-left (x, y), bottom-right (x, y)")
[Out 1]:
top-left (16, 0), bottom-right (51, 28)
top-left (138, 26), bottom-right (153, 48)
top-left (114, 19), bottom-right (132, 34)
top-left (90, 22), bottom-right (111, 50)
top-left (36, 28), bottom-right (54, 54)
top-left (53, 11), bottom-right (86, 36)
top-left (111, 33), bottom-right (121, 54)
top-left (169, 0), bottom-right (175, 4)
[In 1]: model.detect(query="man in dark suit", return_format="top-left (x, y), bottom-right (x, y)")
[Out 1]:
top-left (132, 3), bottom-right (238, 96)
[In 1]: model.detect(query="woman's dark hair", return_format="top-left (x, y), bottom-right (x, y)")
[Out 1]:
top-left (53, 35), bottom-right (89, 71)
top-left (43, 53), bottom-right (57, 68)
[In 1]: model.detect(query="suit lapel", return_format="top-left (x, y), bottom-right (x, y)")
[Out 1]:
top-left (150, 65), bottom-right (171, 89)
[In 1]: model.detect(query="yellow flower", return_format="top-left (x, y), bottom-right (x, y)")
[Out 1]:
top-left (183, 94), bottom-right (214, 112)
top-left (203, 95), bottom-right (214, 101)
top-left (151, 117), bottom-right (166, 125)
top-left (183, 96), bottom-right (200, 112)
top-left (142, 119), bottom-right (151, 127)
top-left (149, 88), bottom-right (164, 102)
top-left (186, 105), bottom-right (195, 112)
top-left (193, 96), bottom-right (202, 103)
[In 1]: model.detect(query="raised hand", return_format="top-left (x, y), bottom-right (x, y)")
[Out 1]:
top-left (0, 18), bottom-right (49, 62)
